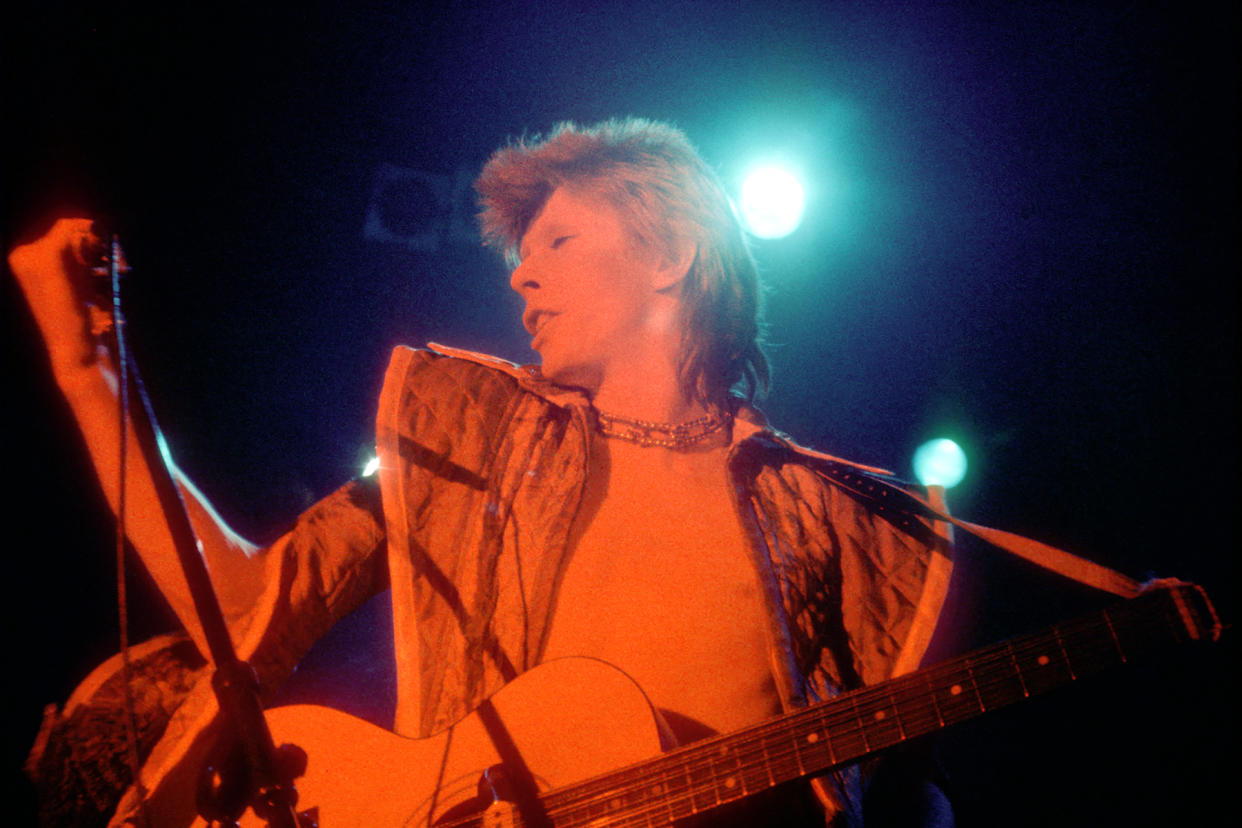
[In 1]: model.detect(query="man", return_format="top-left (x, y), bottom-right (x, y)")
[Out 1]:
top-left (11, 118), bottom-right (953, 825)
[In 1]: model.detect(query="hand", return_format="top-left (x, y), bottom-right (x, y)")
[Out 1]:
top-left (8, 217), bottom-right (111, 377)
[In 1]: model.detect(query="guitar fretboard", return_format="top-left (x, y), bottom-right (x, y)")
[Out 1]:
top-left (462, 585), bottom-right (1215, 828)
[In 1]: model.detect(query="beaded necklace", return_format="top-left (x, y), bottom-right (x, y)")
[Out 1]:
top-left (594, 408), bottom-right (729, 449)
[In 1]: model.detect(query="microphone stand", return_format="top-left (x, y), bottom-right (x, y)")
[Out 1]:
top-left (101, 236), bottom-right (307, 827)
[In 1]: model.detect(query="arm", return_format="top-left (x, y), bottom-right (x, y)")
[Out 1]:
top-left (10, 218), bottom-right (273, 651)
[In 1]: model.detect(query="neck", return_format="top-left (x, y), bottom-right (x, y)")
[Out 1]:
top-left (589, 347), bottom-right (706, 425)
top-left (585, 295), bottom-right (705, 423)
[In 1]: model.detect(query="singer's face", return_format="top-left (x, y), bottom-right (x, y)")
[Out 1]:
top-left (509, 187), bottom-right (662, 389)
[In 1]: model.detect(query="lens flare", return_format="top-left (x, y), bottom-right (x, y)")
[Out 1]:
top-left (739, 166), bottom-right (806, 239)
top-left (913, 438), bottom-right (967, 488)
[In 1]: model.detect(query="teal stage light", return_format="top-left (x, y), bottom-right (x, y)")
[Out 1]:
top-left (913, 438), bottom-right (967, 488)
top-left (739, 165), bottom-right (806, 239)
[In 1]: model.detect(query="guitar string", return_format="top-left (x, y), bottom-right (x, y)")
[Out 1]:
top-left (532, 604), bottom-right (1175, 826)
top-left (448, 626), bottom-right (1162, 828)
top-left (557, 628), bottom-right (1165, 828)
top-left (531, 659), bottom-right (1111, 826)
top-left (573, 594), bottom-right (1192, 826)
top-left (528, 608), bottom-right (1172, 826)
top-left (436, 599), bottom-right (1175, 827)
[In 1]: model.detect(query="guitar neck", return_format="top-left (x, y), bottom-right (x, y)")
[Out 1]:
top-left (514, 585), bottom-right (1218, 828)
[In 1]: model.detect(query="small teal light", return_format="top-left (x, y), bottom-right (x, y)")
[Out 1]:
top-left (913, 438), bottom-right (967, 488)
top-left (739, 165), bottom-right (806, 239)
top-left (362, 455), bottom-right (381, 477)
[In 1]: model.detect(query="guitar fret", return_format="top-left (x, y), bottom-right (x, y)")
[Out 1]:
top-left (895, 671), bottom-right (944, 735)
top-left (633, 769), bottom-right (662, 827)
top-left (862, 688), bottom-right (904, 749)
top-left (683, 754), bottom-right (719, 813)
top-left (1015, 630), bottom-right (1074, 696)
top-left (975, 644), bottom-right (1026, 712)
top-left (643, 770), bottom-right (674, 823)
top-left (931, 660), bottom-right (983, 725)
top-left (849, 694), bottom-right (871, 754)
top-left (1008, 640), bottom-right (1031, 698)
top-left (888, 688), bottom-right (908, 740)
top-left (768, 729), bottom-right (787, 786)
top-left (604, 769), bottom-right (652, 828)
top-left (735, 734), bottom-right (769, 795)
top-left (763, 731), bottom-right (779, 788)
top-left (966, 660), bottom-right (985, 712)
top-left (793, 706), bottom-right (836, 772)
top-left (560, 793), bottom-right (594, 825)
top-left (927, 670), bottom-right (946, 728)
top-left (635, 801), bottom-right (658, 828)
top-left (774, 726), bottom-right (803, 785)
top-left (768, 727), bottom-right (802, 786)
top-left (668, 798), bottom-right (695, 822)
top-left (661, 766), bottom-right (688, 824)
top-left (566, 776), bottom-right (629, 828)
top-left (660, 753), bottom-right (697, 820)
top-left (1103, 609), bottom-right (1127, 663)
top-left (638, 768), bottom-right (677, 825)
top-left (1054, 627), bottom-right (1077, 680)
top-left (819, 701), bottom-right (860, 765)
top-left (786, 713), bottom-right (808, 777)
top-left (1062, 614), bottom-right (1126, 679)
top-left (710, 742), bottom-right (747, 803)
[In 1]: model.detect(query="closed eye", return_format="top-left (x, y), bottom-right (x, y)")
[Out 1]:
top-left (551, 235), bottom-right (575, 249)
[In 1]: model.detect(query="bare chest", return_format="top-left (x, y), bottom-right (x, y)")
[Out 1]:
top-left (541, 441), bottom-right (782, 741)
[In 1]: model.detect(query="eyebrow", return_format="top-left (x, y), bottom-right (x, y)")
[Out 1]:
top-left (519, 220), bottom-right (573, 260)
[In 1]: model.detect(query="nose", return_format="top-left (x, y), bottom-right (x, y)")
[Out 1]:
top-left (509, 257), bottom-right (540, 295)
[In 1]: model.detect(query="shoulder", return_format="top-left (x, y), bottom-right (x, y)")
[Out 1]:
top-left (378, 344), bottom-right (592, 460)
top-left (731, 414), bottom-right (943, 544)
top-left (387, 342), bottom-right (529, 391)
top-left (387, 343), bottom-right (588, 408)
top-left (729, 403), bottom-right (897, 483)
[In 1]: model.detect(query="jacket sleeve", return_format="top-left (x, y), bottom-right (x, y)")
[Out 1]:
top-left (241, 476), bottom-right (390, 695)
top-left (107, 476), bottom-right (388, 827)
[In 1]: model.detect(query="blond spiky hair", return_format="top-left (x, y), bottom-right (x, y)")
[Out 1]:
top-left (475, 118), bottom-right (769, 404)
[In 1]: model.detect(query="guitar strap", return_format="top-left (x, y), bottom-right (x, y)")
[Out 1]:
top-left (808, 456), bottom-right (1142, 599)
top-left (929, 508), bottom-right (1141, 597)
top-left (474, 698), bottom-right (553, 828)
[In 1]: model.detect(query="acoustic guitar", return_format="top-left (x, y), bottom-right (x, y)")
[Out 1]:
top-left (221, 583), bottom-right (1218, 827)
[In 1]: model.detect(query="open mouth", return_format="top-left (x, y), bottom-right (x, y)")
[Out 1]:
top-left (525, 309), bottom-right (559, 337)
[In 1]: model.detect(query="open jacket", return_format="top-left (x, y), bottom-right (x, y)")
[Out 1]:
top-left (107, 344), bottom-right (953, 825)
top-left (374, 345), bottom-right (954, 739)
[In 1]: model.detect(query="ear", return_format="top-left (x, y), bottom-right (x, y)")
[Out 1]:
top-left (651, 238), bottom-right (698, 293)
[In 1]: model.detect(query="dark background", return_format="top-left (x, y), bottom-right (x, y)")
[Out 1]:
top-left (3, 2), bottom-right (1235, 824)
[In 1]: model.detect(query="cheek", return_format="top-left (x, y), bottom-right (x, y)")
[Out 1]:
top-left (590, 259), bottom-right (647, 305)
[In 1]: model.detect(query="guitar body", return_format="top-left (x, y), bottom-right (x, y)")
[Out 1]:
top-left (236, 657), bottom-right (666, 827)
